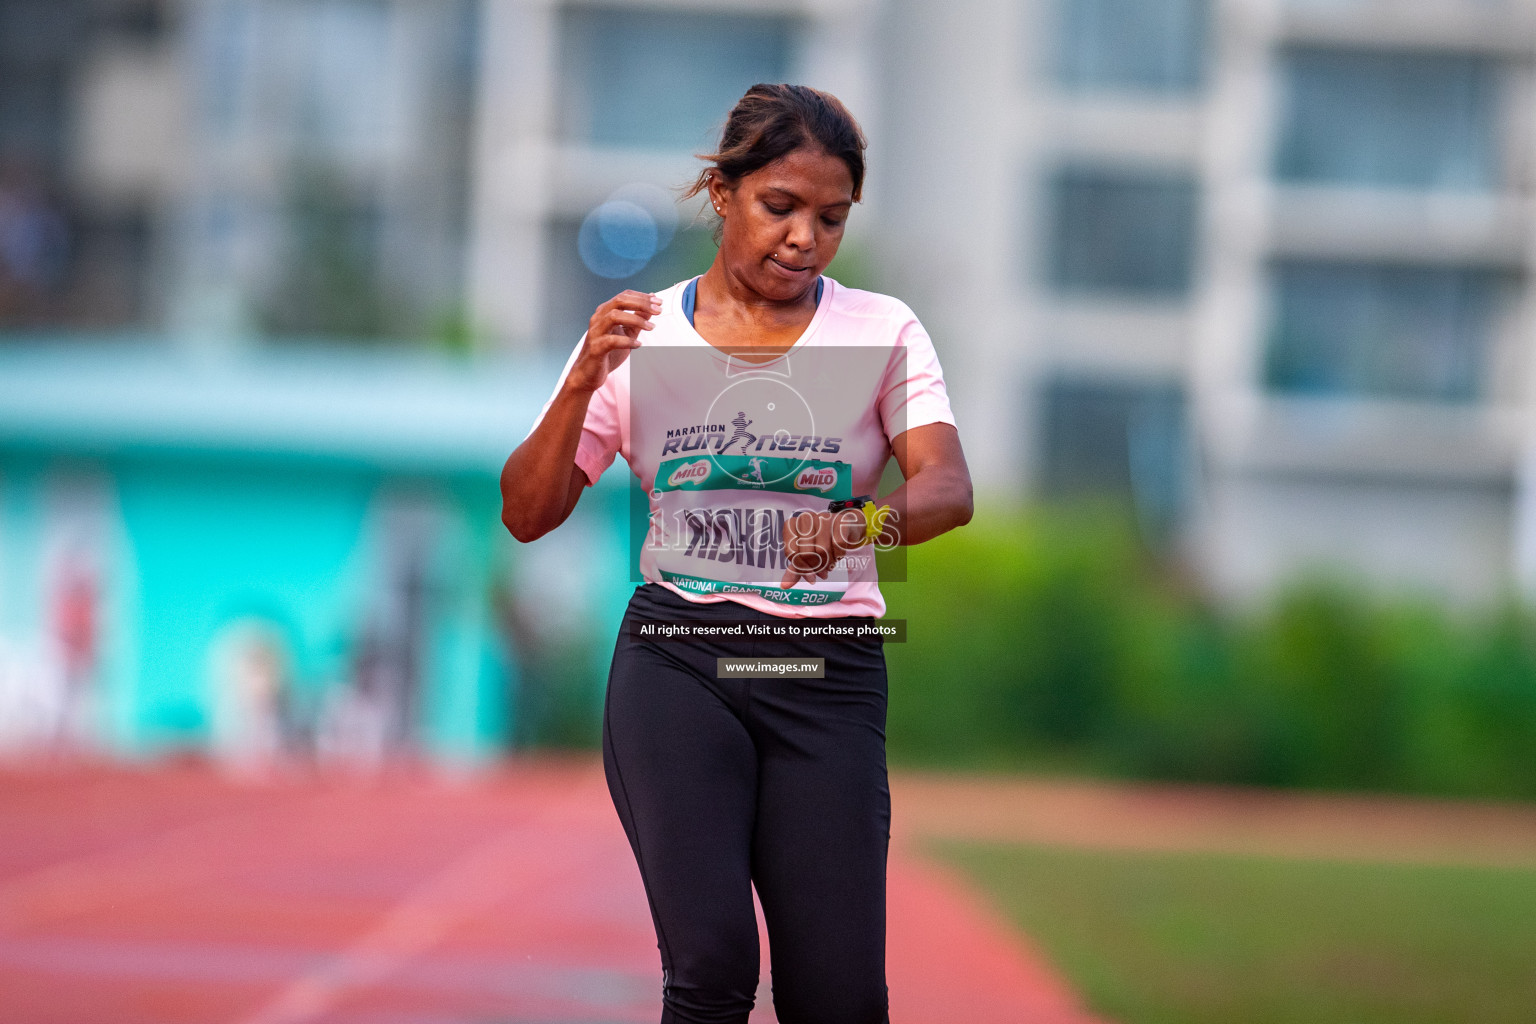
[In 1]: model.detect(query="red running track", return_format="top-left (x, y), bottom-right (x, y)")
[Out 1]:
top-left (0, 759), bottom-right (1104, 1024)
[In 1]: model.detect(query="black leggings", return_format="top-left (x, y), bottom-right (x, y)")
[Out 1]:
top-left (603, 583), bottom-right (891, 1024)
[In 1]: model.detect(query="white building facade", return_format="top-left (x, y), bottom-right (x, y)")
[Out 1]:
top-left (879, 0), bottom-right (1536, 603)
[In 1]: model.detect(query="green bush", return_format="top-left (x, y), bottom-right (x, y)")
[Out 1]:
top-left (884, 507), bottom-right (1536, 800)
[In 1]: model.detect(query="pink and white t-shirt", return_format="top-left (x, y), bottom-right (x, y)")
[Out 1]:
top-left (525, 276), bottom-right (956, 618)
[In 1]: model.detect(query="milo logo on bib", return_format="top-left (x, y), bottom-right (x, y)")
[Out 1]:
top-left (655, 454), bottom-right (852, 500)
top-left (667, 460), bottom-right (712, 488)
top-left (793, 467), bottom-right (839, 493)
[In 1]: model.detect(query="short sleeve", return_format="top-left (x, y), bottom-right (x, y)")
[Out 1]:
top-left (877, 312), bottom-right (957, 442)
top-left (524, 335), bottom-right (623, 486)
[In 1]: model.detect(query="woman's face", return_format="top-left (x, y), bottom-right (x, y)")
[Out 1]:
top-left (709, 145), bottom-right (854, 302)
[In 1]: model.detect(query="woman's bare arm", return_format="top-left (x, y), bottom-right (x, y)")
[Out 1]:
top-left (880, 421), bottom-right (974, 546)
top-left (780, 422), bottom-right (973, 587)
top-left (500, 290), bottom-right (660, 543)
top-left (499, 387), bottom-right (596, 543)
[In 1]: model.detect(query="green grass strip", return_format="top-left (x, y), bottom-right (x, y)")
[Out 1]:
top-left (932, 840), bottom-right (1536, 1024)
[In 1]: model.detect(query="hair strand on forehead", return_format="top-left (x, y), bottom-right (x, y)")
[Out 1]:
top-left (683, 83), bottom-right (867, 206)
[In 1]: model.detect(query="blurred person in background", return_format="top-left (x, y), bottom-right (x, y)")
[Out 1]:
top-left (49, 549), bottom-right (99, 754)
top-left (502, 84), bottom-right (971, 1024)
top-left (207, 618), bottom-right (292, 778)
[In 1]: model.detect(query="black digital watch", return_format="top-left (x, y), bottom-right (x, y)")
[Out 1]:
top-left (828, 495), bottom-right (872, 513)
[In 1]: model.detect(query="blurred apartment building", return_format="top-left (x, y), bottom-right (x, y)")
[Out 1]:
top-left (0, 0), bottom-right (875, 343)
top-left (6, 0), bottom-right (1536, 607)
top-left (0, 0), bottom-right (479, 339)
top-left (881, 0), bottom-right (1536, 603)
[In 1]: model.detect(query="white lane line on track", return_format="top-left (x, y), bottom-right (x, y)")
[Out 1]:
top-left (232, 780), bottom-right (616, 1024)
top-left (233, 827), bottom-right (527, 1024)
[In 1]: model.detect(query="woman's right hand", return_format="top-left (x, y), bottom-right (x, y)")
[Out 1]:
top-left (564, 290), bottom-right (662, 394)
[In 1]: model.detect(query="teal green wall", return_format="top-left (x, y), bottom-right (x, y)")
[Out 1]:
top-left (1, 451), bottom-right (521, 760)
top-left (115, 460), bottom-right (376, 748)
top-left (0, 444), bottom-right (643, 761)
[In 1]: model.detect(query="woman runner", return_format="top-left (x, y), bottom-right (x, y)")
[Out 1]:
top-left (502, 83), bottom-right (973, 1024)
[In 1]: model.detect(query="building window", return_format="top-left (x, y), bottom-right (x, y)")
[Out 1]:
top-left (1047, 166), bottom-right (1198, 297)
top-left (0, 1), bottom-right (84, 327)
top-left (188, 0), bottom-right (477, 339)
top-left (1275, 48), bottom-right (1500, 191)
top-left (266, 184), bottom-right (388, 338)
top-left (559, 8), bottom-right (793, 150)
top-left (1039, 378), bottom-right (1187, 529)
top-left (1055, 0), bottom-right (1208, 94)
top-left (1265, 261), bottom-right (1506, 402)
top-left (91, 0), bottom-right (172, 42)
